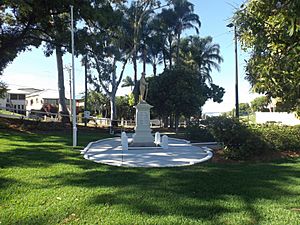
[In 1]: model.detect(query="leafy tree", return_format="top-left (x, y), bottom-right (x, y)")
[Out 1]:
top-left (1, 1), bottom-right (75, 122)
top-left (0, 1), bottom-right (41, 74)
top-left (234, 0), bottom-right (300, 113)
top-left (0, 1), bottom-right (115, 123)
top-left (85, 8), bottom-right (138, 123)
top-left (148, 65), bottom-right (224, 130)
top-left (239, 103), bottom-right (251, 115)
top-left (85, 90), bottom-right (109, 116)
top-left (251, 96), bottom-right (270, 112)
top-left (116, 95), bottom-right (135, 120)
top-left (86, 0), bottom-right (166, 126)
top-left (0, 81), bottom-right (7, 98)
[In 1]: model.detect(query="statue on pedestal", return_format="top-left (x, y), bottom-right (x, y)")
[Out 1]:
top-left (133, 72), bottom-right (148, 104)
top-left (130, 72), bottom-right (154, 146)
top-left (139, 72), bottom-right (148, 102)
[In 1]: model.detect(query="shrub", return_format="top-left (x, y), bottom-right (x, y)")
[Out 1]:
top-left (203, 117), bottom-right (269, 159)
top-left (186, 117), bottom-right (300, 160)
top-left (256, 124), bottom-right (300, 152)
top-left (186, 122), bottom-right (215, 142)
top-left (186, 117), bottom-right (269, 160)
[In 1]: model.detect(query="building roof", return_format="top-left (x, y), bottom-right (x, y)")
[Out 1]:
top-left (26, 89), bottom-right (78, 100)
top-left (7, 88), bottom-right (43, 95)
top-left (27, 89), bottom-right (60, 99)
top-left (6, 86), bottom-right (78, 100)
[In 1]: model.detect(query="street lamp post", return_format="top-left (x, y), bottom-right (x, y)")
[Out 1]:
top-left (227, 23), bottom-right (239, 118)
top-left (70, 5), bottom-right (77, 146)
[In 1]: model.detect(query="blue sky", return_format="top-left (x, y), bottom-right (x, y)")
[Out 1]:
top-left (2, 0), bottom-right (259, 113)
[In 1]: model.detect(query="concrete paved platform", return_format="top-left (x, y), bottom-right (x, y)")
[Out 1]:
top-left (81, 137), bottom-right (213, 168)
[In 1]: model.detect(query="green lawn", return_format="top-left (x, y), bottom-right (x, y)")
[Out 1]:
top-left (0, 110), bottom-right (23, 117)
top-left (0, 128), bottom-right (299, 225)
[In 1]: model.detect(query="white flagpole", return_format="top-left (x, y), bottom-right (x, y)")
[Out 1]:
top-left (70, 5), bottom-right (77, 147)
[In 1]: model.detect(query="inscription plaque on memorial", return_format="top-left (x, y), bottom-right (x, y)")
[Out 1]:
top-left (138, 111), bottom-right (149, 126)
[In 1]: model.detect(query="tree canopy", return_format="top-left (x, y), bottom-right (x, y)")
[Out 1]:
top-left (234, 0), bottom-right (300, 113)
top-left (251, 96), bottom-right (269, 112)
top-left (1, 0), bottom-right (225, 124)
top-left (147, 65), bottom-right (224, 129)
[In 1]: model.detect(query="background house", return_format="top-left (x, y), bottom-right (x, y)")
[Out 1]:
top-left (1, 86), bottom-right (86, 118)
top-left (3, 88), bottom-right (42, 115)
top-left (26, 89), bottom-right (81, 116)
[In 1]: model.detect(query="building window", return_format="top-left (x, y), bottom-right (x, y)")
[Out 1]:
top-left (36, 98), bottom-right (38, 103)
top-left (30, 99), bottom-right (33, 105)
top-left (10, 94), bottom-right (17, 100)
top-left (19, 94), bottom-right (25, 100)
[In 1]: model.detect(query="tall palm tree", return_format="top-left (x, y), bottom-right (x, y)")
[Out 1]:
top-left (144, 17), bottom-right (165, 76)
top-left (121, 76), bottom-right (135, 90)
top-left (173, 0), bottom-right (201, 64)
top-left (119, 1), bottom-right (154, 83)
top-left (179, 36), bottom-right (223, 83)
top-left (118, 4), bottom-right (137, 83)
top-left (156, 8), bottom-right (177, 69)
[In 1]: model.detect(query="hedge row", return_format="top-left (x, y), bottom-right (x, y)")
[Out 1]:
top-left (186, 117), bottom-right (300, 160)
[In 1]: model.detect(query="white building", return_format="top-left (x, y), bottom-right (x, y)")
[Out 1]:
top-left (2, 88), bottom-right (42, 115)
top-left (1, 86), bottom-right (82, 117)
top-left (25, 89), bottom-right (81, 116)
top-left (26, 89), bottom-right (60, 112)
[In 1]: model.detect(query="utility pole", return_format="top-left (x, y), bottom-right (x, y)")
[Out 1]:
top-left (227, 23), bottom-right (239, 118)
top-left (234, 25), bottom-right (239, 118)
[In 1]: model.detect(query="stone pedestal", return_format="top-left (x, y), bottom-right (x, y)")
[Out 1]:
top-left (131, 101), bottom-right (154, 146)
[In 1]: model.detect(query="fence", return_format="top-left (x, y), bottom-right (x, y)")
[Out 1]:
top-left (0, 106), bottom-right (164, 128)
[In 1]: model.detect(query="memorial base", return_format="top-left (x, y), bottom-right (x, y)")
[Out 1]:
top-left (131, 101), bottom-right (154, 147)
top-left (129, 141), bottom-right (157, 147)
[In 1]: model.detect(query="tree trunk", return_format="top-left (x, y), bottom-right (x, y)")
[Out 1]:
top-left (163, 48), bottom-right (167, 69)
top-left (133, 54), bottom-right (138, 84)
top-left (110, 95), bottom-right (116, 121)
top-left (168, 35), bottom-right (173, 69)
top-left (55, 46), bottom-right (69, 123)
top-left (175, 113), bottom-right (179, 133)
top-left (186, 117), bottom-right (190, 127)
top-left (153, 63), bottom-right (157, 76)
top-left (143, 45), bottom-right (146, 74)
top-left (109, 94), bottom-right (117, 134)
top-left (169, 114), bottom-right (174, 129)
top-left (176, 32), bottom-right (181, 65)
top-left (163, 115), bottom-right (168, 128)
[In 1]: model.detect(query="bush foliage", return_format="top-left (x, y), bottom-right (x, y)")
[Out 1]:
top-left (186, 117), bottom-right (300, 160)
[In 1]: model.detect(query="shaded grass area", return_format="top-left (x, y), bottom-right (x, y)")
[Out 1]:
top-left (0, 129), bottom-right (300, 224)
